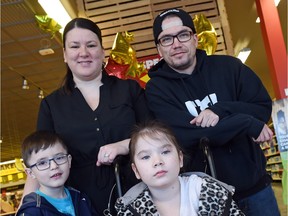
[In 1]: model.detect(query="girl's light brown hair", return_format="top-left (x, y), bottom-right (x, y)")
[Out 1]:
top-left (129, 120), bottom-right (183, 163)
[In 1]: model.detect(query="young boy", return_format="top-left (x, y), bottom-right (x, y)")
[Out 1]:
top-left (17, 131), bottom-right (97, 216)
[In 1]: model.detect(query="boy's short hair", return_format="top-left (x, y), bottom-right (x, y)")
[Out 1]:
top-left (22, 131), bottom-right (68, 167)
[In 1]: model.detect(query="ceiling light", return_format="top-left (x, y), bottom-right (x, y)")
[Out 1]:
top-left (38, 38), bottom-right (54, 55)
top-left (22, 78), bottom-right (30, 90)
top-left (256, 0), bottom-right (281, 23)
top-left (38, 0), bottom-right (72, 33)
top-left (38, 89), bottom-right (45, 99)
top-left (237, 48), bottom-right (251, 63)
top-left (39, 48), bottom-right (55, 56)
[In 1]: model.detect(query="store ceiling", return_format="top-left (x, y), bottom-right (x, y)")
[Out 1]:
top-left (1, 0), bottom-right (287, 162)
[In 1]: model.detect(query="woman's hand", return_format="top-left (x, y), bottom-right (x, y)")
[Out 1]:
top-left (96, 138), bottom-right (130, 166)
top-left (17, 174), bottom-right (39, 210)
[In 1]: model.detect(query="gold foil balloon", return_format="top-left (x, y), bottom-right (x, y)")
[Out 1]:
top-left (127, 60), bottom-right (146, 79)
top-left (193, 14), bottom-right (217, 55)
top-left (124, 31), bottom-right (134, 42)
top-left (107, 31), bottom-right (148, 87)
top-left (110, 32), bottom-right (133, 65)
top-left (35, 15), bottom-right (61, 37)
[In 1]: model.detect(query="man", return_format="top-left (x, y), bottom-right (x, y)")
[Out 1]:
top-left (145, 8), bottom-right (280, 216)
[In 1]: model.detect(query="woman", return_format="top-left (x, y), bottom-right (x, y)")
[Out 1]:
top-left (22, 18), bottom-right (152, 215)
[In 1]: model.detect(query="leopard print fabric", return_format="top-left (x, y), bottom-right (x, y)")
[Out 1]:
top-left (198, 176), bottom-right (244, 215)
top-left (115, 188), bottom-right (158, 216)
top-left (115, 176), bottom-right (244, 215)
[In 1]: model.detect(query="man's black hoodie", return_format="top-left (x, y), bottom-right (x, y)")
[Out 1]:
top-left (145, 49), bottom-right (272, 200)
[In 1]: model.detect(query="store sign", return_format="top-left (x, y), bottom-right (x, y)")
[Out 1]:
top-left (0, 167), bottom-right (19, 176)
top-left (272, 98), bottom-right (288, 152)
top-left (271, 98), bottom-right (288, 205)
top-left (0, 160), bottom-right (26, 185)
top-left (138, 54), bottom-right (161, 70)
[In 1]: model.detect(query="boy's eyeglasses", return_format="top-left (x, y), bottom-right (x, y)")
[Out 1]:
top-left (158, 31), bottom-right (193, 47)
top-left (29, 154), bottom-right (70, 171)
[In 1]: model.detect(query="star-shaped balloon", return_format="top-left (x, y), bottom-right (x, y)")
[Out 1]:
top-left (35, 15), bottom-right (62, 38)
top-left (107, 31), bottom-right (148, 85)
top-left (193, 14), bottom-right (217, 55)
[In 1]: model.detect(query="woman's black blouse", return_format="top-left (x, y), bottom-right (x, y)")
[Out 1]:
top-left (37, 71), bottom-right (152, 215)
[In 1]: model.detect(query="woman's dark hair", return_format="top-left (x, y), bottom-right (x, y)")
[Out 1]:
top-left (61, 18), bottom-right (103, 94)
top-left (62, 18), bottom-right (102, 48)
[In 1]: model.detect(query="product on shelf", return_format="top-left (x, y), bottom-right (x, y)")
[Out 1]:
top-left (261, 136), bottom-right (283, 181)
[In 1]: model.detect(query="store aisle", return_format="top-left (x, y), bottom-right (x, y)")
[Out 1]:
top-left (272, 182), bottom-right (287, 215)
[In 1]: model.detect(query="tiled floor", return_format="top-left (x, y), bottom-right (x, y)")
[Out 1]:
top-left (272, 182), bottom-right (287, 215)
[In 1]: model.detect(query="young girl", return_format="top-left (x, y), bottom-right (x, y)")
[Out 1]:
top-left (115, 121), bottom-right (244, 215)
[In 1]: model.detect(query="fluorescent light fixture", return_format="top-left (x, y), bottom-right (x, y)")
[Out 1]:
top-left (38, 0), bottom-right (72, 33)
top-left (237, 48), bottom-right (251, 63)
top-left (256, 0), bottom-right (281, 23)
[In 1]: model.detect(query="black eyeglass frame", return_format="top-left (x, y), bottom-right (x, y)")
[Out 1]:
top-left (158, 31), bottom-right (194, 47)
top-left (29, 153), bottom-right (70, 171)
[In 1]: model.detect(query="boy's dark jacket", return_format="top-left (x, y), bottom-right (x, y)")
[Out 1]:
top-left (146, 49), bottom-right (272, 200)
top-left (16, 187), bottom-right (98, 216)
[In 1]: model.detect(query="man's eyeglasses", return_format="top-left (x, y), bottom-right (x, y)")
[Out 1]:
top-left (158, 31), bottom-right (193, 47)
top-left (29, 154), bottom-right (70, 171)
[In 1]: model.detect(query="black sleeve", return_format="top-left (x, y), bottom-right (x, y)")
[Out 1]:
top-left (208, 61), bottom-right (272, 122)
top-left (36, 98), bottom-right (55, 131)
top-left (170, 113), bottom-right (264, 148)
top-left (16, 207), bottom-right (43, 216)
top-left (128, 79), bottom-right (154, 123)
top-left (146, 81), bottom-right (264, 149)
